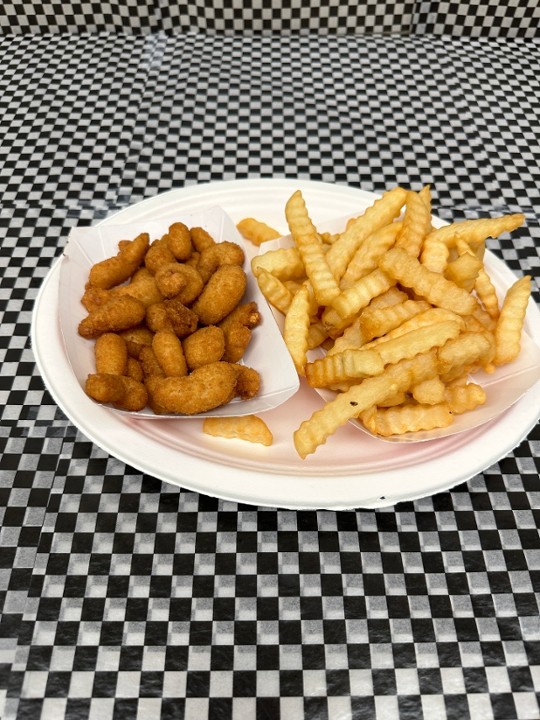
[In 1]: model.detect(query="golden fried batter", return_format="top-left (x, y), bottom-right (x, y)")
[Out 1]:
top-left (144, 237), bottom-right (176, 275)
top-left (164, 297), bottom-right (199, 337)
top-left (191, 265), bottom-right (247, 325)
top-left (120, 325), bottom-right (154, 358)
top-left (94, 333), bottom-right (128, 375)
top-left (166, 222), bottom-right (192, 261)
top-left (219, 301), bottom-right (261, 362)
top-left (155, 263), bottom-right (204, 304)
top-left (78, 296), bottom-right (146, 339)
top-left (150, 361), bottom-right (239, 414)
top-left (197, 241), bottom-right (245, 283)
top-left (234, 365), bottom-right (261, 400)
top-left (182, 326), bottom-right (225, 370)
top-left (88, 232), bottom-right (149, 289)
top-left (146, 302), bottom-right (176, 334)
top-left (152, 331), bottom-right (188, 377)
top-left (85, 373), bottom-right (148, 411)
top-left (190, 226), bottom-right (215, 253)
top-left (116, 268), bottom-right (164, 307)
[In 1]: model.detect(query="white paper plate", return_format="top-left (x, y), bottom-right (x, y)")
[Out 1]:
top-left (31, 179), bottom-right (540, 509)
top-left (58, 206), bottom-right (299, 418)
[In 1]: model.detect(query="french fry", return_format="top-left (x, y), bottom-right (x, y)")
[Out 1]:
top-left (379, 247), bottom-right (476, 316)
top-left (283, 283), bottom-right (317, 375)
top-left (256, 270), bottom-right (294, 314)
top-left (395, 188), bottom-right (432, 258)
top-left (438, 332), bottom-right (494, 381)
top-left (340, 222), bottom-right (401, 289)
top-left (251, 247), bottom-right (305, 280)
top-left (444, 252), bottom-right (482, 292)
top-left (237, 218), bottom-right (281, 246)
top-left (285, 190), bottom-right (341, 306)
top-left (326, 269), bottom-right (394, 329)
top-left (411, 376), bottom-right (447, 405)
top-left (425, 213), bottom-right (525, 248)
top-left (325, 186), bottom-right (407, 281)
top-left (445, 383), bottom-right (486, 414)
top-left (493, 275), bottom-right (531, 365)
top-left (203, 415), bottom-right (273, 446)
top-left (361, 402), bottom-right (453, 436)
top-left (371, 320), bottom-right (462, 367)
top-left (420, 236), bottom-right (450, 273)
top-left (293, 352), bottom-right (439, 458)
top-left (359, 299), bottom-right (431, 343)
top-left (305, 348), bottom-right (384, 388)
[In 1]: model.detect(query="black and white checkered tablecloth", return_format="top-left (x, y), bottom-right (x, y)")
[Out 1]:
top-left (1, 32), bottom-right (540, 720)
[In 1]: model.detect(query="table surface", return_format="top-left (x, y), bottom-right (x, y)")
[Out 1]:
top-left (1, 32), bottom-right (540, 720)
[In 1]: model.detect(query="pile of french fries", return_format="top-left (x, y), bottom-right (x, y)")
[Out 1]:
top-left (241, 186), bottom-right (532, 458)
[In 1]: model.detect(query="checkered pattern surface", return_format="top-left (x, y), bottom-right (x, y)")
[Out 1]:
top-left (1, 32), bottom-right (540, 720)
top-left (1, 0), bottom-right (539, 34)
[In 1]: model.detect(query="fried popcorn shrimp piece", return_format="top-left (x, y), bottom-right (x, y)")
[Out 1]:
top-left (146, 302), bottom-right (176, 334)
top-left (88, 232), bottom-right (149, 289)
top-left (182, 326), bottom-right (225, 370)
top-left (120, 325), bottom-right (155, 358)
top-left (154, 263), bottom-right (204, 303)
top-left (144, 237), bottom-right (176, 275)
top-left (151, 361), bottom-right (239, 414)
top-left (139, 346), bottom-right (165, 379)
top-left (85, 374), bottom-right (148, 412)
top-left (126, 357), bottom-right (144, 382)
top-left (166, 222), bottom-right (192, 261)
top-left (116, 268), bottom-right (164, 307)
top-left (94, 333), bottom-right (128, 375)
top-left (164, 297), bottom-right (199, 337)
top-left (190, 226), bottom-right (216, 253)
top-left (81, 286), bottom-right (112, 312)
top-left (219, 302), bottom-right (262, 363)
top-left (152, 331), bottom-right (188, 377)
top-left (191, 265), bottom-right (247, 325)
top-left (197, 241), bottom-right (245, 283)
top-left (78, 296), bottom-right (146, 339)
top-left (234, 365), bottom-right (261, 400)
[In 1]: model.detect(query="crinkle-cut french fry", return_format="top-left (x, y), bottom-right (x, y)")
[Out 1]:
top-left (378, 391), bottom-right (408, 407)
top-left (236, 218), bottom-right (281, 246)
top-left (425, 213), bottom-right (525, 248)
top-left (359, 299), bottom-right (431, 343)
top-left (319, 231), bottom-right (340, 244)
top-left (455, 237), bottom-right (500, 318)
top-left (203, 415), bottom-right (273, 446)
top-left (420, 236), bottom-right (450, 273)
top-left (284, 283), bottom-right (317, 376)
top-left (367, 286), bottom-right (409, 310)
top-left (293, 351), bottom-right (439, 458)
top-left (444, 253), bottom-right (483, 292)
top-left (251, 247), bottom-right (305, 280)
top-left (327, 318), bottom-right (366, 356)
top-left (395, 189), bottom-right (432, 258)
top-left (256, 270), bottom-right (294, 314)
top-left (361, 402), bottom-right (453, 436)
top-left (285, 190), bottom-right (341, 306)
top-left (411, 376), bottom-right (447, 405)
top-left (373, 320), bottom-right (462, 367)
top-left (363, 307), bottom-right (465, 350)
top-left (325, 186), bottom-right (407, 282)
top-left (307, 321), bottom-right (329, 350)
top-left (340, 222), bottom-right (401, 289)
top-left (379, 247), bottom-right (476, 316)
top-left (445, 383), bottom-right (486, 414)
top-left (325, 269), bottom-right (394, 331)
top-left (493, 275), bottom-right (531, 366)
top-left (305, 349), bottom-right (384, 388)
top-left (438, 331), bottom-right (494, 382)
top-left (475, 268), bottom-right (500, 320)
